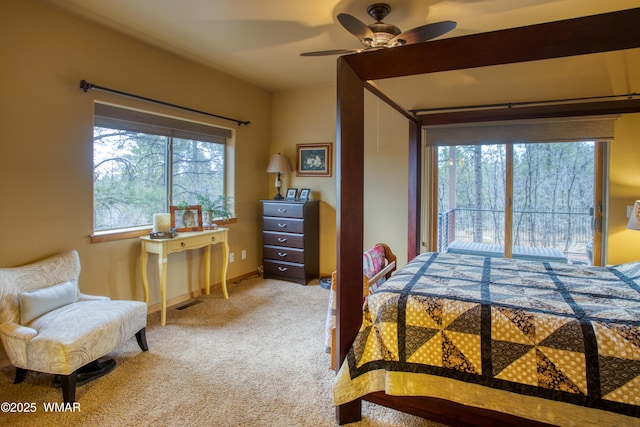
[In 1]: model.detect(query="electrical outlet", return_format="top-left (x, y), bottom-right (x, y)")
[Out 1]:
top-left (241, 250), bottom-right (246, 260)
top-left (229, 252), bottom-right (234, 262)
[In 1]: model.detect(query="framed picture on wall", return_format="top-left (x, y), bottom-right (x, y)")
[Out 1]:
top-left (296, 143), bottom-right (332, 177)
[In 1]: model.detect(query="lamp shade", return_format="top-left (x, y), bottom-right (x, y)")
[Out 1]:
top-left (266, 153), bottom-right (292, 173)
top-left (628, 200), bottom-right (640, 230)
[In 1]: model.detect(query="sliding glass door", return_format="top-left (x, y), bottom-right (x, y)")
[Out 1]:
top-left (435, 141), bottom-right (603, 265)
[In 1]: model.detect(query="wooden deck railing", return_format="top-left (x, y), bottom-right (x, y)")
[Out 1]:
top-left (438, 208), bottom-right (593, 263)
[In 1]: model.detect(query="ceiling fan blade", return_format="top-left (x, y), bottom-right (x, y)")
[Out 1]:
top-left (300, 48), bottom-right (361, 57)
top-left (337, 13), bottom-right (374, 41)
top-left (391, 20), bottom-right (457, 45)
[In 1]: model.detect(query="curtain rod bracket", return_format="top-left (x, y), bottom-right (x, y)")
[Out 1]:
top-left (79, 79), bottom-right (250, 126)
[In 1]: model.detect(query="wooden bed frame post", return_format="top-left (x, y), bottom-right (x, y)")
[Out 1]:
top-left (408, 120), bottom-right (422, 260)
top-left (335, 57), bottom-right (365, 425)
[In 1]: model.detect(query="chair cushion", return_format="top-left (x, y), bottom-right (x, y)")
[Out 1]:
top-left (26, 299), bottom-right (147, 375)
top-left (19, 280), bottom-right (78, 325)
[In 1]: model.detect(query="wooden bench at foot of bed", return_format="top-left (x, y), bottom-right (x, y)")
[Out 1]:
top-left (446, 240), bottom-right (568, 264)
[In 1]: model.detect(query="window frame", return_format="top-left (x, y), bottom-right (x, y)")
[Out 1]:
top-left (424, 135), bottom-right (608, 266)
top-left (91, 103), bottom-right (235, 243)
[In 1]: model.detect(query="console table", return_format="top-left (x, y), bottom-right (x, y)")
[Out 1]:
top-left (139, 228), bottom-right (229, 326)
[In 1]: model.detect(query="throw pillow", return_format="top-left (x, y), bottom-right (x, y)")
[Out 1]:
top-left (19, 280), bottom-right (79, 325)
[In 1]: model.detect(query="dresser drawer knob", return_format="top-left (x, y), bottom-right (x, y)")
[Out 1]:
top-left (277, 223), bottom-right (287, 228)
top-left (211, 236), bottom-right (216, 242)
top-left (278, 252), bottom-right (288, 257)
top-left (278, 208), bottom-right (287, 212)
top-left (277, 237), bottom-right (287, 242)
top-left (278, 267), bottom-right (288, 272)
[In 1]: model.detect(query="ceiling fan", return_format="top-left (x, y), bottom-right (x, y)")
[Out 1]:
top-left (301, 3), bottom-right (456, 56)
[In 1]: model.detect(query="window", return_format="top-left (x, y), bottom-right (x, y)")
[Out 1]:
top-left (93, 104), bottom-right (231, 233)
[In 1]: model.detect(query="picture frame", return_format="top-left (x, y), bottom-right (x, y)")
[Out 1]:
top-left (298, 188), bottom-right (311, 201)
top-left (170, 205), bottom-right (203, 232)
top-left (296, 143), bottom-right (332, 177)
top-left (286, 188), bottom-right (298, 200)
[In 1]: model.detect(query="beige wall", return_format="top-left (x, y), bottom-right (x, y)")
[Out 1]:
top-left (1, 0), bottom-right (271, 310)
top-left (271, 86), bottom-right (337, 276)
top-left (271, 87), bottom-right (411, 276)
top-left (607, 113), bottom-right (640, 264)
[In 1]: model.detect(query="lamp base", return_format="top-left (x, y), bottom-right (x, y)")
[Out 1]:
top-left (274, 186), bottom-right (284, 200)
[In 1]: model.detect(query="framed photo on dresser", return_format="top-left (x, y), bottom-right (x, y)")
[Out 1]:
top-left (298, 188), bottom-right (310, 201)
top-left (286, 188), bottom-right (298, 200)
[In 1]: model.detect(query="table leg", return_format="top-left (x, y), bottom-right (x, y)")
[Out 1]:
top-left (158, 255), bottom-right (168, 326)
top-left (221, 240), bottom-right (229, 299)
top-left (204, 245), bottom-right (211, 295)
top-left (140, 243), bottom-right (149, 304)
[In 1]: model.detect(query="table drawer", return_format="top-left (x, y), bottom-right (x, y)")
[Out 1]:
top-left (167, 233), bottom-right (218, 252)
top-left (262, 202), bottom-right (304, 218)
top-left (263, 260), bottom-right (306, 281)
top-left (263, 245), bottom-right (305, 264)
top-left (263, 231), bottom-right (304, 249)
top-left (263, 217), bottom-right (304, 233)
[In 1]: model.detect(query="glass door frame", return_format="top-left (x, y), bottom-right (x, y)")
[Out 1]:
top-left (423, 140), bottom-right (608, 266)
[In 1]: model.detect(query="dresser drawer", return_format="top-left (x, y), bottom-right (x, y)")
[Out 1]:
top-left (263, 260), bottom-right (306, 281)
top-left (263, 217), bottom-right (304, 233)
top-left (262, 202), bottom-right (304, 218)
top-left (263, 231), bottom-right (304, 249)
top-left (263, 245), bottom-right (305, 264)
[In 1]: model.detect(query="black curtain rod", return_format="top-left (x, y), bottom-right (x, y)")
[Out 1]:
top-left (410, 92), bottom-right (639, 115)
top-left (79, 80), bottom-right (250, 126)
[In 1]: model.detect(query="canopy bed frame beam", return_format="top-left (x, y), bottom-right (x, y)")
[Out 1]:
top-left (341, 8), bottom-right (640, 81)
top-left (335, 6), bottom-right (640, 425)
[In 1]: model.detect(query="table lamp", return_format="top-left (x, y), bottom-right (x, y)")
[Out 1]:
top-left (266, 153), bottom-right (292, 200)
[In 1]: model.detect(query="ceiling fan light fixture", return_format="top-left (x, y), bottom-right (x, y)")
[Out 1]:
top-left (370, 32), bottom-right (396, 48)
top-left (300, 3), bottom-right (456, 57)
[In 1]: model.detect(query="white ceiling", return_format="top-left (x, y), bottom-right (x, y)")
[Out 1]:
top-left (44, 0), bottom-right (640, 97)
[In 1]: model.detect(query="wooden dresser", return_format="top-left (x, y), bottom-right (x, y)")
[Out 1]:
top-left (261, 199), bottom-right (319, 285)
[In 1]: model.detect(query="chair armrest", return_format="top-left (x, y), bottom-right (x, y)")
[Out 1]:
top-left (0, 323), bottom-right (38, 369)
top-left (0, 322), bottom-right (38, 340)
top-left (78, 293), bottom-right (110, 302)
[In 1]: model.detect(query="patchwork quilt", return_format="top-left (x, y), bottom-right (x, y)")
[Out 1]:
top-left (333, 252), bottom-right (640, 419)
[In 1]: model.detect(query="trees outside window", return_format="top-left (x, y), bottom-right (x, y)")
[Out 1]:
top-left (93, 128), bottom-right (225, 232)
top-left (437, 141), bottom-right (596, 264)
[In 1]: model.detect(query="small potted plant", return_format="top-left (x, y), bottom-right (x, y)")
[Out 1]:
top-left (197, 194), bottom-right (234, 228)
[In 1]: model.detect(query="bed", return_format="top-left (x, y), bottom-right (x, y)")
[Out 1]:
top-left (333, 252), bottom-right (640, 426)
top-left (333, 7), bottom-right (640, 426)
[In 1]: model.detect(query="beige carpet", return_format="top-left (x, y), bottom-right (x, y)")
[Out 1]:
top-left (0, 277), bottom-right (445, 427)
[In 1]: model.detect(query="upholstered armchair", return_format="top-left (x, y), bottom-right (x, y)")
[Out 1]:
top-left (0, 250), bottom-right (148, 403)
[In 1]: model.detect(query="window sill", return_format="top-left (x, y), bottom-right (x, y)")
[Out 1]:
top-left (90, 218), bottom-right (237, 243)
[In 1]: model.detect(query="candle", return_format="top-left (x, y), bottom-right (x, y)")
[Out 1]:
top-left (153, 213), bottom-right (171, 233)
